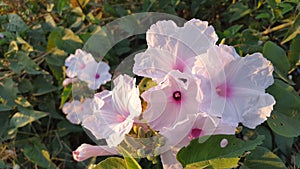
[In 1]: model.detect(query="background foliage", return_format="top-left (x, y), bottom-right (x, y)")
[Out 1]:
top-left (0, 0), bottom-right (299, 168)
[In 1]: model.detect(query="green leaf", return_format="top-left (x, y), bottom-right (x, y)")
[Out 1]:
top-left (8, 51), bottom-right (43, 75)
top-left (56, 120), bottom-right (83, 137)
top-left (274, 133), bottom-right (293, 155)
top-left (119, 145), bottom-right (142, 169)
top-left (227, 2), bottom-right (252, 23)
top-left (177, 135), bottom-right (264, 168)
top-left (10, 107), bottom-right (48, 128)
top-left (47, 27), bottom-right (64, 51)
top-left (14, 96), bottom-right (32, 108)
top-left (47, 27), bottom-right (82, 54)
top-left (185, 158), bottom-right (240, 169)
top-left (18, 78), bottom-right (34, 94)
top-left (4, 14), bottom-right (28, 34)
top-left (58, 28), bottom-right (83, 53)
top-left (57, 0), bottom-right (68, 15)
top-left (16, 36), bottom-right (33, 52)
top-left (0, 159), bottom-right (6, 168)
top-left (267, 79), bottom-right (300, 137)
top-left (32, 75), bottom-right (59, 96)
top-left (223, 25), bottom-right (243, 38)
top-left (289, 35), bottom-right (300, 67)
top-left (59, 84), bottom-right (72, 108)
top-left (263, 41), bottom-right (291, 77)
top-left (240, 146), bottom-right (286, 169)
top-left (0, 112), bottom-right (16, 142)
top-left (23, 139), bottom-right (56, 169)
top-left (282, 13), bottom-right (300, 44)
top-left (103, 3), bottom-right (120, 17)
top-left (255, 126), bottom-right (273, 150)
top-left (0, 78), bottom-right (19, 108)
top-left (94, 157), bottom-right (127, 169)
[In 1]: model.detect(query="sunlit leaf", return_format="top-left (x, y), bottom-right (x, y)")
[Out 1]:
top-left (23, 139), bottom-right (56, 169)
top-left (240, 146), bottom-right (286, 169)
top-left (177, 135), bottom-right (264, 168)
top-left (10, 107), bottom-right (48, 128)
top-left (14, 96), bottom-right (31, 108)
top-left (119, 145), bottom-right (142, 169)
top-left (16, 36), bottom-right (33, 52)
top-left (138, 78), bottom-right (157, 94)
top-left (94, 157), bottom-right (127, 169)
top-left (59, 84), bottom-right (72, 109)
top-left (282, 13), bottom-right (300, 44)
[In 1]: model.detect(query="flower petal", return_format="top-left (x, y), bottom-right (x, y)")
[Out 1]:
top-left (160, 147), bottom-right (183, 169)
top-left (147, 19), bottom-right (218, 55)
top-left (225, 53), bottom-right (274, 91)
top-left (134, 19), bottom-right (218, 80)
top-left (73, 143), bottom-right (118, 161)
top-left (133, 47), bottom-right (176, 80)
top-left (227, 89), bottom-right (276, 129)
top-left (65, 49), bottom-right (96, 78)
top-left (78, 61), bottom-right (112, 90)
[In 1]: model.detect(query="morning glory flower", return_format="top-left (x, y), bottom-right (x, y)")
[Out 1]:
top-left (141, 70), bottom-right (202, 131)
top-left (193, 45), bottom-right (275, 129)
top-left (133, 19), bottom-right (218, 82)
top-left (65, 49), bottom-right (96, 78)
top-left (65, 49), bottom-right (112, 90)
top-left (62, 98), bottom-right (93, 125)
top-left (82, 74), bottom-right (142, 147)
top-left (73, 143), bottom-right (118, 161)
top-left (78, 61), bottom-right (112, 90)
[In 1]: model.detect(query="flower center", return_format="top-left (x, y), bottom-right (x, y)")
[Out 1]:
top-left (216, 83), bottom-right (231, 97)
top-left (95, 73), bottom-right (100, 79)
top-left (173, 91), bottom-right (181, 101)
top-left (189, 128), bottom-right (202, 140)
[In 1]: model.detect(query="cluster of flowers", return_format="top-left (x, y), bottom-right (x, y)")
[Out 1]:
top-left (62, 19), bottom-right (276, 169)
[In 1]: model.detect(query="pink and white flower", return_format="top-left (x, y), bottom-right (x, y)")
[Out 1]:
top-left (78, 61), bottom-right (112, 90)
top-left (82, 74), bottom-right (142, 147)
top-left (133, 19), bottom-right (218, 82)
top-left (193, 45), bottom-right (275, 128)
top-left (65, 49), bottom-right (96, 78)
top-left (142, 71), bottom-right (202, 130)
top-left (62, 98), bottom-right (93, 125)
top-left (65, 49), bottom-right (112, 90)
